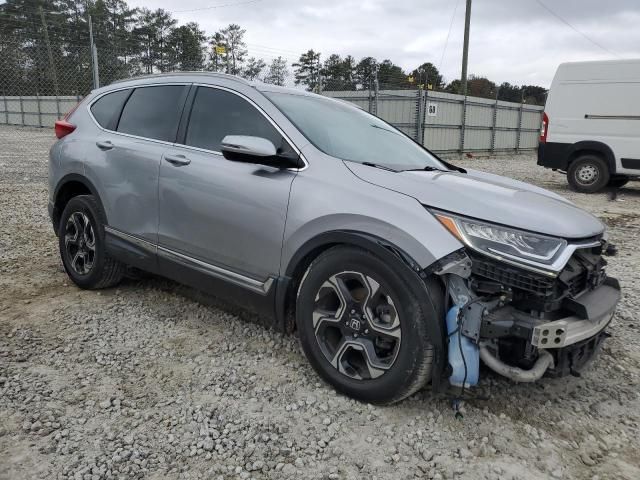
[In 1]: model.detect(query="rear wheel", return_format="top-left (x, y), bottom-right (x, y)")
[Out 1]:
top-left (58, 195), bottom-right (125, 289)
top-left (296, 246), bottom-right (440, 405)
top-left (567, 155), bottom-right (610, 193)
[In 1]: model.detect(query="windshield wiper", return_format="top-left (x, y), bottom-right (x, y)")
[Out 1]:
top-left (369, 124), bottom-right (403, 137)
top-left (361, 161), bottom-right (399, 172)
top-left (402, 165), bottom-right (446, 172)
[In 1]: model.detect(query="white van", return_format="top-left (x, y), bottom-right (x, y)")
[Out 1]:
top-left (538, 59), bottom-right (640, 193)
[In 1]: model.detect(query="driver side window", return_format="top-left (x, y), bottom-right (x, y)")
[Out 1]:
top-left (185, 87), bottom-right (294, 156)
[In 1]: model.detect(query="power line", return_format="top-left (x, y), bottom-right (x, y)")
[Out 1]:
top-left (438, 0), bottom-right (460, 73)
top-left (246, 43), bottom-right (300, 55)
top-left (532, 0), bottom-right (621, 58)
top-left (172, 0), bottom-right (263, 14)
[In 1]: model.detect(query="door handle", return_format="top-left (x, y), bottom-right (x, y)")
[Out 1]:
top-left (165, 154), bottom-right (191, 166)
top-left (96, 140), bottom-right (114, 150)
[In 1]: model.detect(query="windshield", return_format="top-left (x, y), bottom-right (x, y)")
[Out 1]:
top-left (263, 91), bottom-right (447, 171)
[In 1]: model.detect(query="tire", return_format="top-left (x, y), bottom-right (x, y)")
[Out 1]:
top-left (567, 155), bottom-right (610, 193)
top-left (608, 176), bottom-right (629, 189)
top-left (58, 195), bottom-right (125, 289)
top-left (296, 246), bottom-right (440, 405)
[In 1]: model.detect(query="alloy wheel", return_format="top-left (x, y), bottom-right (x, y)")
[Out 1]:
top-left (64, 212), bottom-right (96, 275)
top-left (312, 271), bottom-right (402, 380)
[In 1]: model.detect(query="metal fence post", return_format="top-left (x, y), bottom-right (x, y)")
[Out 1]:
top-left (516, 103), bottom-right (524, 152)
top-left (415, 89), bottom-right (425, 143)
top-left (490, 97), bottom-right (498, 153)
top-left (55, 96), bottom-right (61, 120)
top-left (89, 15), bottom-right (100, 89)
top-left (459, 96), bottom-right (467, 153)
top-left (2, 94), bottom-right (8, 125)
top-left (19, 95), bottom-right (24, 126)
top-left (36, 93), bottom-right (42, 127)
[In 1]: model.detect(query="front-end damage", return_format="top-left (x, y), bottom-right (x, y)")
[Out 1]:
top-left (433, 239), bottom-right (620, 386)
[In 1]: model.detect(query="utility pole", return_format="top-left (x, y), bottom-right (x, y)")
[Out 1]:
top-left (460, 0), bottom-right (472, 96)
top-left (89, 15), bottom-right (100, 89)
top-left (39, 6), bottom-right (59, 96)
top-left (316, 55), bottom-right (322, 94)
top-left (373, 61), bottom-right (379, 115)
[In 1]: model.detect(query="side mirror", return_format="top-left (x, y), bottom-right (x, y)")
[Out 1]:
top-left (221, 135), bottom-right (302, 169)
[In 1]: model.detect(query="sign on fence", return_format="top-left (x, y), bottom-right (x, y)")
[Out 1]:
top-left (427, 102), bottom-right (438, 117)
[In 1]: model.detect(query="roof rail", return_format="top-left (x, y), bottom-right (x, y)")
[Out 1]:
top-left (111, 71), bottom-right (250, 85)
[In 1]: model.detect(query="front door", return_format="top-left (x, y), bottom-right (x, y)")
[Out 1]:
top-left (157, 86), bottom-right (299, 286)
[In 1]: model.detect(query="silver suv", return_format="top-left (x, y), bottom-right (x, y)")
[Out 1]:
top-left (49, 73), bottom-right (620, 404)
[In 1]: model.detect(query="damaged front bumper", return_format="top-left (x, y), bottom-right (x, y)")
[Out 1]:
top-left (435, 248), bottom-right (620, 385)
top-left (483, 277), bottom-right (619, 379)
top-left (528, 277), bottom-right (619, 349)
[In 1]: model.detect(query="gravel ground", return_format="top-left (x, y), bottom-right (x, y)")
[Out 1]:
top-left (1, 124), bottom-right (639, 480)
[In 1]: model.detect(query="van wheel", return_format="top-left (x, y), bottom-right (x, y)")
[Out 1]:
top-left (608, 176), bottom-right (629, 189)
top-left (58, 195), bottom-right (125, 289)
top-left (567, 155), bottom-right (610, 193)
top-left (296, 246), bottom-right (439, 405)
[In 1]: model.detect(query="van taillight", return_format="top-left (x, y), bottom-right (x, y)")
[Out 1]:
top-left (540, 112), bottom-right (549, 143)
top-left (54, 100), bottom-right (82, 139)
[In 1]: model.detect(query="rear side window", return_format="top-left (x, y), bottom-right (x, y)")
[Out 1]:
top-left (117, 85), bottom-right (188, 142)
top-left (90, 89), bottom-right (131, 129)
top-left (185, 87), bottom-right (293, 155)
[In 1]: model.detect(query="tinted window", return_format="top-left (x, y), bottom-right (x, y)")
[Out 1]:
top-left (185, 87), bottom-right (293, 155)
top-left (117, 85), bottom-right (187, 142)
top-left (90, 89), bottom-right (130, 129)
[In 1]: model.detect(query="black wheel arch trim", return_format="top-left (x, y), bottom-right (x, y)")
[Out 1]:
top-left (538, 141), bottom-right (617, 173)
top-left (52, 174), bottom-right (106, 232)
top-left (568, 141), bottom-right (616, 172)
top-left (567, 140), bottom-right (616, 174)
top-left (277, 230), bottom-right (447, 391)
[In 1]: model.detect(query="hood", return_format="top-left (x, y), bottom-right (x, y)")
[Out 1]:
top-left (345, 163), bottom-right (605, 239)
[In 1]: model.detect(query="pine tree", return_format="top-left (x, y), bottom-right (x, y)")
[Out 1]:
top-left (264, 56), bottom-right (288, 86)
top-left (215, 24), bottom-right (247, 75)
top-left (242, 57), bottom-right (266, 80)
top-left (293, 49), bottom-right (321, 91)
top-left (168, 23), bottom-right (205, 71)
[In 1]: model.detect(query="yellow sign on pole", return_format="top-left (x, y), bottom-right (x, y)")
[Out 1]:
top-left (215, 45), bottom-right (226, 55)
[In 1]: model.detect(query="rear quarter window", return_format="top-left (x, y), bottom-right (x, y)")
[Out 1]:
top-left (90, 89), bottom-right (131, 129)
top-left (117, 85), bottom-right (188, 142)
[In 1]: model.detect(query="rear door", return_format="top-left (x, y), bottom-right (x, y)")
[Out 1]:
top-left (84, 84), bottom-right (189, 244)
top-left (157, 85), bottom-right (299, 285)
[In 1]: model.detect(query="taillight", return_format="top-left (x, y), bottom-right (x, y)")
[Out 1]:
top-left (540, 112), bottom-right (549, 143)
top-left (54, 100), bottom-right (82, 139)
top-left (54, 120), bottom-right (76, 139)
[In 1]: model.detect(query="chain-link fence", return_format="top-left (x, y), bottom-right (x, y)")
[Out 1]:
top-left (0, 22), bottom-right (542, 153)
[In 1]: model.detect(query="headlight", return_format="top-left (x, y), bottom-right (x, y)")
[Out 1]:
top-left (431, 210), bottom-right (567, 268)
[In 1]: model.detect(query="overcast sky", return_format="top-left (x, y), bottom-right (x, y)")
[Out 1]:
top-left (128, 0), bottom-right (640, 87)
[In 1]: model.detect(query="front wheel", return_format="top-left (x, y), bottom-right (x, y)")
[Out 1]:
top-left (296, 246), bottom-right (440, 405)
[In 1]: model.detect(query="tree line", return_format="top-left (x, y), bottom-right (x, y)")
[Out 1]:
top-left (0, 0), bottom-right (546, 104)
